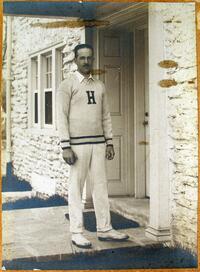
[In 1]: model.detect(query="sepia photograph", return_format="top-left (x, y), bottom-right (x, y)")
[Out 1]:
top-left (1, 0), bottom-right (199, 270)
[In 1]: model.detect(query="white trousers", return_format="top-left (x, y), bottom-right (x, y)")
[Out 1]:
top-left (68, 143), bottom-right (112, 233)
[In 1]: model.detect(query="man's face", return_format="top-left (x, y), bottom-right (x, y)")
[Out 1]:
top-left (75, 48), bottom-right (93, 76)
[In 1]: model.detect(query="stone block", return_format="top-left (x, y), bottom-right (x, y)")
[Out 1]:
top-left (31, 173), bottom-right (56, 196)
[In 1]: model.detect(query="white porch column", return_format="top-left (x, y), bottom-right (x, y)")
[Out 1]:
top-left (145, 3), bottom-right (171, 241)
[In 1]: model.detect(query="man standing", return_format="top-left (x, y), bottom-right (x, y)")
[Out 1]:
top-left (56, 44), bottom-right (129, 248)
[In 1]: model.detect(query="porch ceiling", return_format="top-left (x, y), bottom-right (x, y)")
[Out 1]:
top-left (3, 2), bottom-right (147, 20)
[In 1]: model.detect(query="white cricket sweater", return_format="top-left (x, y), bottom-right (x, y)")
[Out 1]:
top-left (56, 71), bottom-right (113, 149)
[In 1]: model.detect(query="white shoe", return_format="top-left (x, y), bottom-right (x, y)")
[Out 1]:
top-left (71, 233), bottom-right (92, 248)
top-left (97, 229), bottom-right (129, 241)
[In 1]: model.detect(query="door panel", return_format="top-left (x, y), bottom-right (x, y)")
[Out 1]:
top-left (106, 136), bottom-right (122, 181)
top-left (104, 66), bottom-right (121, 115)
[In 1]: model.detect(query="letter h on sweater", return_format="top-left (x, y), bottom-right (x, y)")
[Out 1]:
top-left (86, 91), bottom-right (96, 104)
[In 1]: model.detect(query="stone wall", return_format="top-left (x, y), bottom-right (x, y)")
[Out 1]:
top-left (160, 3), bottom-right (198, 252)
top-left (10, 16), bottom-right (84, 197)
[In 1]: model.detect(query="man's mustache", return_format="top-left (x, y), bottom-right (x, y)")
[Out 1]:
top-left (83, 64), bottom-right (90, 67)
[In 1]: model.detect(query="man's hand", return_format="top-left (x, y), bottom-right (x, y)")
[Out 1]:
top-left (62, 148), bottom-right (78, 165)
top-left (106, 145), bottom-right (115, 160)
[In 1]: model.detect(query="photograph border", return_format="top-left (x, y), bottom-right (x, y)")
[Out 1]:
top-left (0, 0), bottom-right (199, 271)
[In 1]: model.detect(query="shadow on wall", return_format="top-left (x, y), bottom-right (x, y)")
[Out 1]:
top-left (2, 162), bottom-right (32, 192)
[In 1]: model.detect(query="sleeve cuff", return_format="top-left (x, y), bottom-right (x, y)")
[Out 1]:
top-left (105, 138), bottom-right (113, 145)
top-left (60, 140), bottom-right (70, 149)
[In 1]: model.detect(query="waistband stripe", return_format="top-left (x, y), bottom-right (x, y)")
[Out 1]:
top-left (70, 135), bottom-right (104, 139)
top-left (70, 135), bottom-right (105, 144)
top-left (71, 141), bottom-right (106, 145)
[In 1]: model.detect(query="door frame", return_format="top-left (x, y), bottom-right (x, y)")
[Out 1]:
top-left (134, 24), bottom-right (149, 198)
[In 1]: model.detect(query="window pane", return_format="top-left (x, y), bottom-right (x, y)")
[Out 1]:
top-left (34, 93), bottom-right (38, 124)
top-left (61, 52), bottom-right (64, 81)
top-left (46, 55), bottom-right (52, 73)
top-left (35, 59), bottom-right (38, 89)
top-left (32, 57), bottom-right (38, 90)
top-left (36, 75), bottom-right (38, 89)
top-left (50, 57), bottom-right (52, 70)
top-left (46, 74), bottom-right (49, 88)
top-left (46, 57), bottom-right (49, 71)
top-left (45, 91), bottom-right (52, 124)
top-left (46, 55), bottom-right (52, 88)
top-left (47, 57), bottom-right (49, 72)
top-left (46, 73), bottom-right (52, 89)
top-left (49, 74), bottom-right (52, 88)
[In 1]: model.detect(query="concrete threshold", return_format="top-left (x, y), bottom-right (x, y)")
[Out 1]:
top-left (3, 205), bottom-right (158, 262)
top-left (109, 197), bottom-right (149, 227)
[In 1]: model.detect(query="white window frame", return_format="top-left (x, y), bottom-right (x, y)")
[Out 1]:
top-left (28, 41), bottom-right (65, 132)
top-left (33, 89), bottom-right (39, 128)
top-left (43, 53), bottom-right (53, 129)
top-left (30, 57), bottom-right (39, 128)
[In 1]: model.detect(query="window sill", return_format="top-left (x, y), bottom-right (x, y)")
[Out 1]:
top-left (27, 127), bottom-right (59, 137)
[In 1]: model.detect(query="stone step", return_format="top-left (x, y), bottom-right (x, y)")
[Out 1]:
top-left (109, 197), bottom-right (149, 227)
top-left (2, 206), bottom-right (158, 262)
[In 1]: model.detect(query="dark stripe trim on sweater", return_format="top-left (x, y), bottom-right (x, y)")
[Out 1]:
top-left (71, 141), bottom-right (106, 145)
top-left (70, 135), bottom-right (104, 140)
top-left (62, 146), bottom-right (71, 150)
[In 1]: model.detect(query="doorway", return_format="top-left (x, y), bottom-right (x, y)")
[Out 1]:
top-left (88, 19), bottom-right (149, 198)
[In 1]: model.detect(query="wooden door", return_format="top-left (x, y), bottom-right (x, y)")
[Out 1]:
top-left (97, 30), bottom-right (133, 196)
